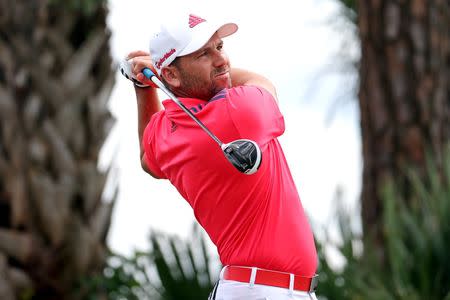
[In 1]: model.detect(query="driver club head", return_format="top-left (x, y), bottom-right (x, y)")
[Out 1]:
top-left (221, 139), bottom-right (262, 175)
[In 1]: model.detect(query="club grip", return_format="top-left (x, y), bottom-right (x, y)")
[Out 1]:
top-left (142, 68), bottom-right (155, 79)
top-left (141, 67), bottom-right (160, 89)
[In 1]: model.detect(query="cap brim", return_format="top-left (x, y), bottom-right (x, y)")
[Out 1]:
top-left (178, 22), bottom-right (238, 57)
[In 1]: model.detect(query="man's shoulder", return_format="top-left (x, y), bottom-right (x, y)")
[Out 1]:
top-left (148, 109), bottom-right (166, 125)
top-left (206, 86), bottom-right (272, 104)
top-left (226, 85), bottom-right (273, 99)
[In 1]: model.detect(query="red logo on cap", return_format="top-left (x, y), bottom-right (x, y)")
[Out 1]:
top-left (156, 48), bottom-right (176, 69)
top-left (189, 14), bottom-right (206, 28)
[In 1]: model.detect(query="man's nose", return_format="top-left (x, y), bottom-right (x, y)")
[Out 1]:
top-left (212, 51), bottom-right (227, 67)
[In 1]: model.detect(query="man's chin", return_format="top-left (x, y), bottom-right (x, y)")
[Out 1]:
top-left (214, 72), bottom-right (231, 87)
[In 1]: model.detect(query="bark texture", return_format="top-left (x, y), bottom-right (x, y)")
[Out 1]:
top-left (0, 1), bottom-right (116, 299)
top-left (357, 0), bottom-right (449, 256)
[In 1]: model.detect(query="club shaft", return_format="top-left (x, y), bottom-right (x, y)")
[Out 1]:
top-left (146, 71), bottom-right (223, 146)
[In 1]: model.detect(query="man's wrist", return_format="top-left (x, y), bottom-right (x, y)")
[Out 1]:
top-left (134, 83), bottom-right (150, 89)
top-left (134, 84), bottom-right (155, 90)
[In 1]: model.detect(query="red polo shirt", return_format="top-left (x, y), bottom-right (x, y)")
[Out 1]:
top-left (142, 85), bottom-right (317, 276)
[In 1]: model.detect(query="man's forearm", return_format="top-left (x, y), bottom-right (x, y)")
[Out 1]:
top-left (136, 86), bottom-right (162, 157)
top-left (230, 68), bottom-right (278, 101)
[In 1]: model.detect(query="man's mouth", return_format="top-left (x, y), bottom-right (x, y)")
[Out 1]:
top-left (214, 68), bottom-right (229, 76)
top-left (215, 70), bottom-right (229, 79)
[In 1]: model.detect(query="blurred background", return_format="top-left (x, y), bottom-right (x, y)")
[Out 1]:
top-left (0, 0), bottom-right (448, 299)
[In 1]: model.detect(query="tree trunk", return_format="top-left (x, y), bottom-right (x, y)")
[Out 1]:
top-left (0, 1), bottom-right (116, 299)
top-left (357, 0), bottom-right (449, 259)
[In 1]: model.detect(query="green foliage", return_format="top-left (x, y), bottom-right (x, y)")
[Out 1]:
top-left (149, 225), bottom-right (216, 300)
top-left (76, 252), bottom-right (160, 300)
top-left (79, 224), bottom-right (218, 300)
top-left (339, 0), bottom-right (356, 12)
top-left (317, 152), bottom-right (450, 300)
top-left (333, 0), bottom-right (357, 24)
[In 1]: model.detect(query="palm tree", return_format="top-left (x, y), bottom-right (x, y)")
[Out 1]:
top-left (0, 1), bottom-right (116, 299)
top-left (356, 0), bottom-right (449, 257)
top-left (316, 1), bottom-right (450, 297)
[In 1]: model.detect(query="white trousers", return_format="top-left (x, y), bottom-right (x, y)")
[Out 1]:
top-left (209, 279), bottom-right (318, 300)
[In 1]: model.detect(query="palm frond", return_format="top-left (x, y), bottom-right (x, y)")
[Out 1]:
top-left (149, 228), bottom-right (217, 300)
top-left (82, 225), bottom-right (219, 299)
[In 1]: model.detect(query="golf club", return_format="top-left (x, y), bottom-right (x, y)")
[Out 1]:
top-left (142, 68), bottom-right (262, 175)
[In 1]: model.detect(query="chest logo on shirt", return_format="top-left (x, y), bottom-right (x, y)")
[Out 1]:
top-left (171, 121), bottom-right (178, 132)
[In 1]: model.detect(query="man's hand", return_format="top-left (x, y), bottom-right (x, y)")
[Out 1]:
top-left (121, 51), bottom-right (160, 88)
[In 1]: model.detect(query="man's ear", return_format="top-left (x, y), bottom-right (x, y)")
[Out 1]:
top-left (161, 66), bottom-right (181, 88)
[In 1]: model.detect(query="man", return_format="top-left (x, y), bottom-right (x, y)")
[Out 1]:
top-left (121, 12), bottom-right (318, 300)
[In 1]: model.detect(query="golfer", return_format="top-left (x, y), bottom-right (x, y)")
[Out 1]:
top-left (121, 12), bottom-right (319, 300)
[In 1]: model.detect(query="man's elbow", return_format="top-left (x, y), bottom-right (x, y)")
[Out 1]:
top-left (141, 155), bottom-right (160, 178)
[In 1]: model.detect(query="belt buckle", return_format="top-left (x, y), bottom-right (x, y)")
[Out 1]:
top-left (309, 275), bottom-right (319, 292)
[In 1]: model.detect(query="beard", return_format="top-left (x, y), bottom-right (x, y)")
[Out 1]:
top-left (177, 67), bottom-right (231, 100)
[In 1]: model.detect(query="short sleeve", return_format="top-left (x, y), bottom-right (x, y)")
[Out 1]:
top-left (226, 85), bottom-right (285, 146)
top-left (142, 116), bottom-right (167, 179)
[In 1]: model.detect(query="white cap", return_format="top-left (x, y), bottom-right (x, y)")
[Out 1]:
top-left (149, 13), bottom-right (238, 75)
